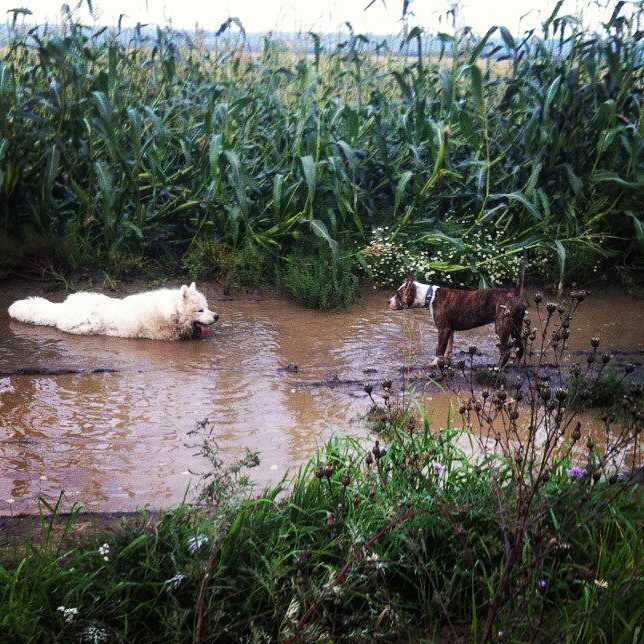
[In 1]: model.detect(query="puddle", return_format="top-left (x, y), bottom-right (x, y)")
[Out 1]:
top-left (0, 281), bottom-right (641, 513)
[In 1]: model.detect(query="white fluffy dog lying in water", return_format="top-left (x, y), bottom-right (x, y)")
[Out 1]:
top-left (8, 282), bottom-right (219, 340)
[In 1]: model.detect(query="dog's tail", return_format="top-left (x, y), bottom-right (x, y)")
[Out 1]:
top-left (8, 297), bottom-right (61, 327)
top-left (516, 250), bottom-right (527, 298)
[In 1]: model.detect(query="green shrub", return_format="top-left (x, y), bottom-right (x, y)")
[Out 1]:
top-left (563, 244), bottom-right (604, 281)
top-left (281, 252), bottom-right (358, 309)
top-left (104, 251), bottom-right (148, 281)
top-left (231, 241), bottom-right (274, 290)
top-left (474, 367), bottom-right (508, 388)
top-left (182, 238), bottom-right (275, 291)
top-left (0, 227), bottom-right (81, 277)
top-left (528, 243), bottom-right (605, 289)
top-left (182, 239), bottom-right (238, 281)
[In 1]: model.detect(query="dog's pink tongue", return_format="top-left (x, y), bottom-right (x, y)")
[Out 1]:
top-left (199, 324), bottom-right (212, 338)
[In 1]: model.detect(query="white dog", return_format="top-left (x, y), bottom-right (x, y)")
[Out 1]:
top-left (8, 282), bottom-right (218, 340)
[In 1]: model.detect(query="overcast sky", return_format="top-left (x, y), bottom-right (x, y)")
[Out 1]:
top-left (1, 1), bottom-right (625, 35)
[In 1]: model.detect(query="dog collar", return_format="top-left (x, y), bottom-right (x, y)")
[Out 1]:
top-left (423, 286), bottom-right (434, 309)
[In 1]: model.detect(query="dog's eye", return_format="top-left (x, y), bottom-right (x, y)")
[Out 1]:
top-left (198, 309), bottom-right (204, 313)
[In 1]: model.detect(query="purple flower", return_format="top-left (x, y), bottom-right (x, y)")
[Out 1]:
top-left (431, 461), bottom-right (444, 476)
top-left (566, 466), bottom-right (584, 479)
top-left (498, 629), bottom-right (505, 638)
top-left (537, 579), bottom-right (547, 589)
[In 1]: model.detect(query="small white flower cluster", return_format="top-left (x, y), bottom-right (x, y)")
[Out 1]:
top-left (98, 543), bottom-right (110, 562)
top-left (164, 572), bottom-right (187, 590)
top-left (187, 534), bottom-right (209, 554)
top-left (362, 225), bottom-right (523, 288)
top-left (362, 226), bottom-right (436, 287)
top-left (367, 550), bottom-right (386, 571)
top-left (81, 625), bottom-right (110, 643)
top-left (57, 606), bottom-right (79, 623)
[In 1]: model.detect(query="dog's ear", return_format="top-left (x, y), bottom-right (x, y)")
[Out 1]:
top-left (180, 284), bottom-right (189, 299)
top-left (189, 282), bottom-right (196, 291)
top-left (406, 273), bottom-right (416, 283)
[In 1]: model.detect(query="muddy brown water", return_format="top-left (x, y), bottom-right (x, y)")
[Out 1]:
top-left (0, 281), bottom-right (642, 514)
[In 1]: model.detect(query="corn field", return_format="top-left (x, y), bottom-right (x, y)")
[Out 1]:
top-left (0, 2), bottom-right (641, 282)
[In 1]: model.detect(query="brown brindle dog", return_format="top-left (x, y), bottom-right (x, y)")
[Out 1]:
top-left (389, 275), bottom-right (526, 368)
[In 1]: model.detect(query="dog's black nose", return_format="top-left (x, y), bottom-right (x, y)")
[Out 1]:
top-left (213, 313), bottom-right (219, 322)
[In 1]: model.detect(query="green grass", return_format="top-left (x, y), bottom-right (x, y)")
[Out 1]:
top-left (568, 367), bottom-right (642, 414)
top-left (281, 251), bottom-right (358, 309)
top-left (1, 405), bottom-right (641, 642)
top-left (0, 1), bottom-right (642, 300)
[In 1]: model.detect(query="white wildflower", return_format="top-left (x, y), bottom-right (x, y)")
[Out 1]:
top-left (98, 543), bottom-right (110, 561)
top-left (187, 534), bottom-right (209, 554)
top-left (81, 625), bottom-right (110, 643)
top-left (164, 573), bottom-right (187, 590)
top-left (57, 606), bottom-right (78, 623)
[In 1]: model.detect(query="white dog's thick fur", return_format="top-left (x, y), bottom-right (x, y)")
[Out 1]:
top-left (8, 282), bottom-right (218, 340)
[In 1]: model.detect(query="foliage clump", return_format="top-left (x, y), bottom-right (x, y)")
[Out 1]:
top-left (281, 252), bottom-right (358, 309)
top-left (568, 367), bottom-right (642, 412)
top-left (182, 239), bottom-right (238, 281)
top-left (183, 239), bottom-right (274, 291)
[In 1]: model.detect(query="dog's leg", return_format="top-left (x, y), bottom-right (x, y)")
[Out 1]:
top-left (57, 310), bottom-right (102, 335)
top-left (512, 324), bottom-right (524, 363)
top-left (495, 317), bottom-right (512, 369)
top-left (430, 328), bottom-right (452, 366)
top-left (511, 307), bottom-right (525, 363)
top-left (445, 331), bottom-right (455, 357)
